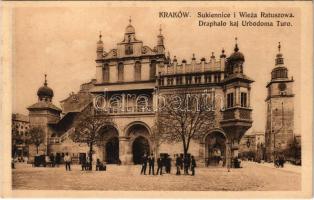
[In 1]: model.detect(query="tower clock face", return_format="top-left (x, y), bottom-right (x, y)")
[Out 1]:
top-left (278, 82), bottom-right (287, 91)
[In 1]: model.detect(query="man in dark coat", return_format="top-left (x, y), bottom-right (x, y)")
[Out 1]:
top-left (140, 154), bottom-right (148, 175)
top-left (191, 156), bottom-right (196, 176)
top-left (148, 154), bottom-right (155, 175)
top-left (183, 155), bottom-right (190, 175)
top-left (80, 154), bottom-right (87, 171)
top-left (175, 154), bottom-right (181, 175)
top-left (49, 153), bottom-right (55, 167)
top-left (156, 157), bottom-right (163, 175)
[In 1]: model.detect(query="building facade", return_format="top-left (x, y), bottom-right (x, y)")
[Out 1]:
top-left (27, 20), bottom-right (254, 166)
top-left (265, 43), bottom-right (295, 162)
top-left (12, 113), bottom-right (30, 157)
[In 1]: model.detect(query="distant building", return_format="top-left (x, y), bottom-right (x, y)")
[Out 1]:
top-left (239, 131), bottom-right (265, 160)
top-left (12, 113), bottom-right (30, 157)
top-left (265, 43), bottom-right (295, 162)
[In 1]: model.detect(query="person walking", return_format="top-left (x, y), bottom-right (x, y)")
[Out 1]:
top-left (49, 153), bottom-right (55, 167)
top-left (148, 154), bottom-right (155, 175)
top-left (140, 154), bottom-right (148, 175)
top-left (55, 153), bottom-right (61, 167)
top-left (183, 155), bottom-right (190, 175)
top-left (191, 156), bottom-right (196, 176)
top-left (175, 154), bottom-right (181, 175)
top-left (64, 152), bottom-right (71, 171)
top-left (81, 154), bottom-right (87, 171)
top-left (156, 157), bottom-right (163, 175)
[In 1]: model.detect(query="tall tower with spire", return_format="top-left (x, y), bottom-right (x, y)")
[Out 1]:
top-left (265, 42), bottom-right (295, 161)
top-left (96, 31), bottom-right (104, 60)
top-left (28, 74), bottom-right (61, 156)
top-left (156, 25), bottom-right (165, 54)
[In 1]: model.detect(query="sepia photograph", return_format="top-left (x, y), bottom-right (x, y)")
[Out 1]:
top-left (0, 1), bottom-right (312, 198)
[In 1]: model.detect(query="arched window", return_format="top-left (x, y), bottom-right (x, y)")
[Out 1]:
top-left (103, 64), bottom-right (110, 83)
top-left (118, 63), bottom-right (124, 82)
top-left (134, 61), bottom-right (141, 81)
top-left (150, 60), bottom-right (156, 80)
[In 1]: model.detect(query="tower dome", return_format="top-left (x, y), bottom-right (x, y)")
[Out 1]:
top-left (37, 74), bottom-right (54, 101)
top-left (228, 38), bottom-right (245, 62)
top-left (271, 42), bottom-right (288, 80)
top-left (125, 17), bottom-right (135, 34)
top-left (226, 38), bottom-right (245, 75)
top-left (125, 24), bottom-right (135, 34)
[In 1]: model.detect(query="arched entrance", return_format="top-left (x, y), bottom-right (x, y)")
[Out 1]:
top-left (205, 131), bottom-right (226, 167)
top-left (98, 125), bottom-right (119, 164)
top-left (106, 137), bottom-right (119, 164)
top-left (132, 136), bottom-right (150, 164)
top-left (126, 123), bottom-right (151, 165)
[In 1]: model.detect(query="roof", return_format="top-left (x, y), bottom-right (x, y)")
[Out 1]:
top-left (222, 73), bottom-right (254, 84)
top-left (12, 113), bottom-right (29, 122)
top-left (27, 101), bottom-right (62, 112)
top-left (49, 112), bottom-right (79, 136)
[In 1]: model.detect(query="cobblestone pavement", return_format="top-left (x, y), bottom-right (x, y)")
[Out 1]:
top-left (12, 161), bottom-right (301, 191)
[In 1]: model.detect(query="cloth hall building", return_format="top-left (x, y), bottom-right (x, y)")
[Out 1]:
top-left (27, 20), bottom-right (254, 166)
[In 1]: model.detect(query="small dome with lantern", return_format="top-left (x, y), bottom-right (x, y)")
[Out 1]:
top-left (228, 38), bottom-right (245, 62)
top-left (37, 74), bottom-right (54, 101)
top-left (271, 42), bottom-right (288, 80)
top-left (125, 17), bottom-right (135, 34)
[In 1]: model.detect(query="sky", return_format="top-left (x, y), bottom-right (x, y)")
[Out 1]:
top-left (12, 5), bottom-right (301, 134)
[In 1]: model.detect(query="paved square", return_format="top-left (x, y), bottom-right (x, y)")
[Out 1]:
top-left (12, 161), bottom-right (301, 191)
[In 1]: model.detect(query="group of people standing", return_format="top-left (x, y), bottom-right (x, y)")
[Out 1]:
top-left (140, 154), bottom-right (196, 176)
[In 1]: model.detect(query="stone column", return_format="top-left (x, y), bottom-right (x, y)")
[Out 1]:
top-left (248, 87), bottom-right (251, 107)
top-left (119, 136), bottom-right (132, 165)
top-left (121, 93), bottom-right (125, 112)
top-left (236, 87), bottom-right (240, 106)
top-left (198, 141), bottom-right (206, 166)
top-left (225, 138), bottom-right (232, 171)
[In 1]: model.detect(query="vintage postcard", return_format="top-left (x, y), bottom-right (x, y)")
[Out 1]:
top-left (0, 1), bottom-right (312, 198)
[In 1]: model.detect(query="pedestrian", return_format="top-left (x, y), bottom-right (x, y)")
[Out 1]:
top-left (49, 153), bottom-right (55, 167)
top-left (156, 157), bottom-right (163, 175)
top-left (183, 155), bottom-right (190, 175)
top-left (55, 153), bottom-right (61, 167)
top-left (64, 152), bottom-right (71, 171)
top-left (11, 158), bottom-right (15, 169)
top-left (96, 159), bottom-right (101, 171)
top-left (140, 154), bottom-right (148, 175)
top-left (86, 154), bottom-right (91, 170)
top-left (191, 155), bottom-right (196, 176)
top-left (175, 154), bottom-right (181, 175)
top-left (279, 154), bottom-right (285, 168)
top-left (167, 156), bottom-right (172, 174)
top-left (180, 154), bottom-right (183, 170)
top-left (148, 154), bottom-right (155, 175)
top-left (81, 154), bottom-right (87, 171)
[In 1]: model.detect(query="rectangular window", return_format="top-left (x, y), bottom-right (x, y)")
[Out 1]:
top-left (134, 62), bottom-right (141, 81)
top-left (150, 61), bottom-right (156, 80)
top-left (186, 76), bottom-right (192, 85)
top-left (176, 76), bottom-right (182, 85)
top-left (118, 63), bottom-right (124, 82)
top-left (125, 44), bottom-right (133, 55)
top-left (241, 92), bottom-right (248, 107)
top-left (159, 78), bottom-right (164, 86)
top-left (214, 74), bottom-right (221, 83)
top-left (195, 76), bottom-right (201, 84)
top-left (102, 65), bottom-right (110, 83)
top-left (205, 74), bottom-right (211, 83)
top-left (167, 78), bottom-right (173, 86)
top-left (227, 93), bottom-right (234, 108)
